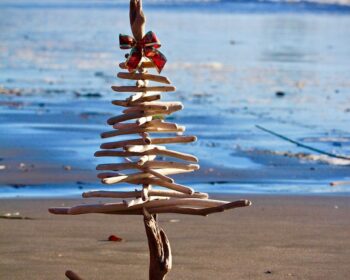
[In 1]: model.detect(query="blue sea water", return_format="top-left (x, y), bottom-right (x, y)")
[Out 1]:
top-left (0, 0), bottom-right (349, 197)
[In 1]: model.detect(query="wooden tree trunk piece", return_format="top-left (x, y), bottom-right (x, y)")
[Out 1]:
top-left (65, 270), bottom-right (84, 280)
top-left (143, 208), bottom-right (172, 280)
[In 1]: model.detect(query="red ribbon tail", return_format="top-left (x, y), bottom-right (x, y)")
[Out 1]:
top-left (126, 48), bottom-right (142, 72)
top-left (149, 50), bottom-right (167, 73)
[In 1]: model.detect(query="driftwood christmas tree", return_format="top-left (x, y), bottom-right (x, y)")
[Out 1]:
top-left (49, 1), bottom-right (251, 279)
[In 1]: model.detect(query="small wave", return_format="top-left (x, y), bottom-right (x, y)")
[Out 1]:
top-left (268, 150), bottom-right (350, 165)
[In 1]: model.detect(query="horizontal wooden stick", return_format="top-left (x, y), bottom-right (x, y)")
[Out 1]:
top-left (96, 162), bottom-right (138, 171)
top-left (113, 122), bottom-right (140, 130)
top-left (122, 104), bottom-right (183, 115)
top-left (150, 136), bottom-right (197, 145)
top-left (100, 136), bottom-right (197, 151)
top-left (122, 104), bottom-right (169, 112)
top-left (106, 112), bottom-right (145, 126)
top-left (100, 168), bottom-right (193, 185)
top-left (94, 148), bottom-right (197, 163)
top-left (106, 107), bottom-right (182, 126)
top-left (103, 126), bottom-right (185, 138)
top-left (142, 200), bottom-right (252, 216)
top-left (82, 190), bottom-right (209, 199)
top-left (119, 61), bottom-right (155, 69)
top-left (111, 100), bottom-right (181, 110)
top-left (50, 198), bottom-right (231, 215)
top-left (99, 138), bottom-right (150, 150)
top-left (111, 94), bottom-right (161, 107)
top-left (111, 86), bottom-right (176, 93)
top-left (143, 198), bottom-right (227, 209)
top-left (125, 197), bottom-right (161, 207)
top-left (117, 72), bottom-right (171, 84)
top-left (125, 144), bottom-right (156, 153)
top-left (49, 199), bottom-right (252, 216)
top-left (129, 93), bottom-right (161, 104)
top-left (98, 143), bottom-right (197, 162)
top-left (144, 161), bottom-right (199, 171)
top-left (144, 120), bottom-right (179, 130)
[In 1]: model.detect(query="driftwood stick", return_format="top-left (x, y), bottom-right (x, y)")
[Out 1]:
top-left (125, 144), bottom-right (156, 153)
top-left (65, 270), bottom-right (84, 280)
top-left (106, 106), bottom-right (182, 126)
top-left (97, 146), bottom-right (198, 163)
top-left (113, 97), bottom-right (181, 108)
top-left (99, 138), bottom-right (150, 150)
top-left (123, 104), bottom-right (183, 114)
top-left (82, 190), bottom-right (208, 199)
top-left (113, 122), bottom-right (141, 130)
top-left (49, 198), bottom-right (230, 215)
top-left (111, 86), bottom-right (176, 93)
top-left (123, 104), bottom-right (169, 112)
top-left (100, 136), bottom-right (196, 148)
top-left (83, 190), bottom-right (143, 199)
top-left (117, 72), bottom-right (171, 84)
top-left (256, 125), bottom-right (350, 161)
top-left (150, 136), bottom-right (197, 145)
top-left (144, 200), bottom-right (251, 216)
top-left (119, 61), bottom-right (155, 69)
top-left (103, 126), bottom-right (185, 138)
top-left (130, 0), bottom-right (145, 41)
top-left (114, 119), bottom-right (179, 130)
top-left (100, 168), bottom-right (193, 184)
top-left (143, 208), bottom-right (172, 280)
top-left (112, 101), bottom-right (182, 109)
top-left (49, 199), bottom-right (251, 216)
top-left (130, 94), bottom-right (161, 104)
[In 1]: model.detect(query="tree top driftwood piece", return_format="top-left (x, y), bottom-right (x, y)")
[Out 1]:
top-left (49, 1), bottom-right (251, 279)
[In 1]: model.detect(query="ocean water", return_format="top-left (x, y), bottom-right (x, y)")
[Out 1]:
top-left (0, 0), bottom-right (349, 197)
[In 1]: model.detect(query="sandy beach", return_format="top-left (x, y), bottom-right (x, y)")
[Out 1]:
top-left (1, 195), bottom-right (349, 280)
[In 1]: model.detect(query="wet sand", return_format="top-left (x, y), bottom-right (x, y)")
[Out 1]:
top-left (1, 195), bottom-right (349, 279)
top-left (1, 5), bottom-right (350, 196)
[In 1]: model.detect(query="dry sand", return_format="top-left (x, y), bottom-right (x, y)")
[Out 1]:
top-left (1, 195), bottom-right (349, 280)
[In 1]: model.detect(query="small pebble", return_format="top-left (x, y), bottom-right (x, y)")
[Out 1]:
top-left (264, 270), bottom-right (272, 274)
top-left (0, 165), bottom-right (6, 170)
top-left (275, 91), bottom-right (285, 97)
top-left (108, 235), bottom-right (123, 242)
top-left (63, 165), bottom-right (72, 171)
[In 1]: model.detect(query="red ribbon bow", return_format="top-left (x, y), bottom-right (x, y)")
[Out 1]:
top-left (119, 31), bottom-right (167, 73)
